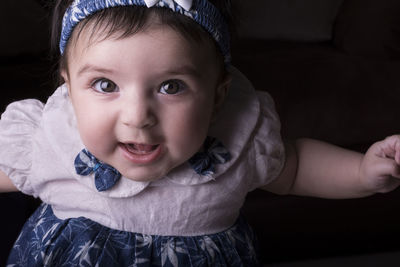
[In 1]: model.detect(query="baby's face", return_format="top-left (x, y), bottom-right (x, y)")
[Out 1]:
top-left (63, 23), bottom-right (227, 182)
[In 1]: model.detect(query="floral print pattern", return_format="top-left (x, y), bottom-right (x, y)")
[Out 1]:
top-left (7, 204), bottom-right (261, 266)
top-left (60, 0), bottom-right (231, 62)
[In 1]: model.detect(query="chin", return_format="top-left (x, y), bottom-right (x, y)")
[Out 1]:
top-left (120, 161), bottom-right (183, 182)
top-left (121, 170), bottom-right (165, 182)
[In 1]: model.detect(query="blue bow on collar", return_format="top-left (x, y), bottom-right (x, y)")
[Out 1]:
top-left (188, 136), bottom-right (231, 176)
top-left (74, 149), bottom-right (121, 192)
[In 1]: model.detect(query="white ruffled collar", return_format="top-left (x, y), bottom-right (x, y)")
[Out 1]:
top-left (41, 67), bottom-right (260, 198)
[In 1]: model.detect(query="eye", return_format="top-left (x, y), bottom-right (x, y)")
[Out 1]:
top-left (92, 78), bottom-right (118, 93)
top-left (159, 80), bottom-right (185, 95)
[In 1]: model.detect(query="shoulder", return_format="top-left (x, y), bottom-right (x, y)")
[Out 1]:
top-left (205, 67), bottom-right (285, 189)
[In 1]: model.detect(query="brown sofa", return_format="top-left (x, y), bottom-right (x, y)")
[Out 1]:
top-left (1, 0), bottom-right (400, 265)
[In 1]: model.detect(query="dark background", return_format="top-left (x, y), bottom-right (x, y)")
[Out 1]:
top-left (1, 0), bottom-right (400, 265)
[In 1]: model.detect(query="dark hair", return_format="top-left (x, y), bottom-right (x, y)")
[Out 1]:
top-left (50, 0), bottom-right (235, 84)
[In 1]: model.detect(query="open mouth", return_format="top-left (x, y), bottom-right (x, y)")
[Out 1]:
top-left (124, 143), bottom-right (159, 155)
top-left (119, 142), bottom-right (162, 164)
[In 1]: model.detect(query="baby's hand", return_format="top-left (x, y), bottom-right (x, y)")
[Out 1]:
top-left (360, 135), bottom-right (400, 193)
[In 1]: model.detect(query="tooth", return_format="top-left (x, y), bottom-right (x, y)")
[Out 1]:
top-left (135, 144), bottom-right (154, 152)
top-left (125, 143), bottom-right (156, 153)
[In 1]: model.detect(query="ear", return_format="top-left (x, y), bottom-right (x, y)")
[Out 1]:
top-left (60, 69), bottom-right (71, 95)
top-left (212, 72), bottom-right (232, 120)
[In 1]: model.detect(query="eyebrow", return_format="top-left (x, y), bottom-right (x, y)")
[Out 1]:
top-left (77, 64), bottom-right (115, 76)
top-left (77, 63), bottom-right (201, 78)
top-left (164, 65), bottom-right (201, 78)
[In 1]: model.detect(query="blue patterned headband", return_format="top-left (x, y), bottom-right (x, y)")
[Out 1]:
top-left (60, 0), bottom-right (231, 63)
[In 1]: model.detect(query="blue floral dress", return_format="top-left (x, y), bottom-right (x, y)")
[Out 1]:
top-left (7, 204), bottom-right (260, 266)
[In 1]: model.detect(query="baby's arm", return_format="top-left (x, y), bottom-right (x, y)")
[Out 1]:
top-left (263, 137), bottom-right (400, 198)
top-left (0, 170), bottom-right (18, 193)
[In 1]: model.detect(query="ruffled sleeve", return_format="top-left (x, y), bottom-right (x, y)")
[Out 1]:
top-left (0, 99), bottom-right (44, 196)
top-left (164, 67), bottom-right (285, 191)
top-left (249, 91), bottom-right (285, 191)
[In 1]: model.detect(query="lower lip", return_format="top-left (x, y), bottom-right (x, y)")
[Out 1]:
top-left (119, 143), bottom-right (163, 164)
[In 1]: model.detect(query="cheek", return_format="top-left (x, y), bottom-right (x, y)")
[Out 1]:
top-left (167, 99), bottom-right (214, 153)
top-left (71, 98), bottom-right (115, 151)
top-left (78, 119), bottom-right (108, 145)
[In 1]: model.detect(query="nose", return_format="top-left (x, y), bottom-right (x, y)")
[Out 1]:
top-left (120, 91), bottom-right (157, 129)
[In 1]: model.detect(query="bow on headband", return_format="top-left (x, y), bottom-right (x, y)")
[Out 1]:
top-left (144, 0), bottom-right (192, 11)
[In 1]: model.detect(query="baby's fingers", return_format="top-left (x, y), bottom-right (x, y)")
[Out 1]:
top-left (395, 144), bottom-right (400, 164)
top-left (367, 155), bottom-right (400, 178)
top-left (384, 158), bottom-right (400, 179)
top-left (374, 135), bottom-right (400, 164)
top-left (364, 157), bottom-right (400, 193)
